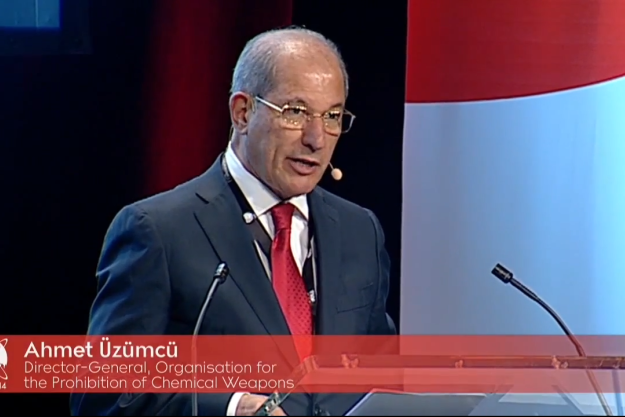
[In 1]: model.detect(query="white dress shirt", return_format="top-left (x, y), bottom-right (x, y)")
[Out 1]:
top-left (223, 143), bottom-right (311, 415)
top-left (225, 142), bottom-right (310, 273)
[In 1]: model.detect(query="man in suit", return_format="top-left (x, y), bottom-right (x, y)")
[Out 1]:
top-left (70, 26), bottom-right (396, 416)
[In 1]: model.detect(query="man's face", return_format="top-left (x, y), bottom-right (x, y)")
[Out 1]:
top-left (243, 50), bottom-right (346, 199)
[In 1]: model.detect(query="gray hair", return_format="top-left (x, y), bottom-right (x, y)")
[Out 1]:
top-left (230, 26), bottom-right (349, 98)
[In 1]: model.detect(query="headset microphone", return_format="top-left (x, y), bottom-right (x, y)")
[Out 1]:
top-left (329, 163), bottom-right (343, 181)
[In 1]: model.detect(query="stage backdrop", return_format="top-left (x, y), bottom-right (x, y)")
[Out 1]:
top-left (400, 0), bottom-right (625, 337)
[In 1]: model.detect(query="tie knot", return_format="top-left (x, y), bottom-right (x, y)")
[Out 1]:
top-left (271, 203), bottom-right (295, 232)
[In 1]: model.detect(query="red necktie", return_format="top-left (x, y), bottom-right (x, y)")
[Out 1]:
top-left (270, 203), bottom-right (313, 359)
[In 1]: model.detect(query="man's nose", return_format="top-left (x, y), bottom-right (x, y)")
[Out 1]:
top-left (302, 118), bottom-right (326, 150)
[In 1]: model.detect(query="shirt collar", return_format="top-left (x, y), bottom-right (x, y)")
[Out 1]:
top-left (224, 142), bottom-right (309, 220)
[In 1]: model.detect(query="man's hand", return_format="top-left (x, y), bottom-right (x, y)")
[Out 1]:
top-left (236, 394), bottom-right (286, 416)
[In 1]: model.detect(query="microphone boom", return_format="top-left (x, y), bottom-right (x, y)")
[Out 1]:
top-left (491, 263), bottom-right (613, 416)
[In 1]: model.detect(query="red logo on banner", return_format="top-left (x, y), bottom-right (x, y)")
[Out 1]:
top-left (0, 338), bottom-right (8, 390)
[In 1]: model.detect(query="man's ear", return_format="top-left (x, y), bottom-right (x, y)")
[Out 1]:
top-left (229, 92), bottom-right (253, 134)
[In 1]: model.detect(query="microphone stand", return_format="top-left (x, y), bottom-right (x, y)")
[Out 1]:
top-left (492, 263), bottom-right (613, 416)
top-left (191, 262), bottom-right (229, 417)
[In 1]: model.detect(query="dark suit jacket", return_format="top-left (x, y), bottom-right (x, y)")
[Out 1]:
top-left (70, 156), bottom-right (396, 416)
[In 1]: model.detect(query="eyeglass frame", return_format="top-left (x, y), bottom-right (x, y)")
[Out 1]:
top-left (254, 95), bottom-right (356, 135)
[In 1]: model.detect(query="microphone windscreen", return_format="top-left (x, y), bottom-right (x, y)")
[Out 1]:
top-left (491, 263), bottom-right (513, 283)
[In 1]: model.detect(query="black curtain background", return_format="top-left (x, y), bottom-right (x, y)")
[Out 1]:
top-left (0, 1), bottom-right (407, 413)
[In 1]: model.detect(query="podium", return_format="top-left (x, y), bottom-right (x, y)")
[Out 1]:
top-left (255, 354), bottom-right (624, 416)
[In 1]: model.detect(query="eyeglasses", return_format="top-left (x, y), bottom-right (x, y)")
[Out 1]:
top-left (255, 96), bottom-right (355, 135)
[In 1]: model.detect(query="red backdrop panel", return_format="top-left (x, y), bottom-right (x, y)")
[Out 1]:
top-left (406, 0), bottom-right (625, 103)
top-left (143, 0), bottom-right (293, 195)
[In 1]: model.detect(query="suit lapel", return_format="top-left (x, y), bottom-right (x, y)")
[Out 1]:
top-left (309, 189), bottom-right (344, 336)
top-left (193, 158), bottom-right (291, 337)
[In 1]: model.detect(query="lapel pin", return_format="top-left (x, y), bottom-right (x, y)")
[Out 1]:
top-left (243, 212), bottom-right (256, 224)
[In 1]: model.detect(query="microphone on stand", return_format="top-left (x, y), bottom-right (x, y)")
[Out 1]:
top-left (191, 262), bottom-right (230, 417)
top-left (491, 263), bottom-right (613, 416)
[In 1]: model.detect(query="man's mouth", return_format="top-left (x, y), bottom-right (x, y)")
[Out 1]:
top-left (287, 157), bottom-right (320, 175)
top-left (289, 157), bottom-right (319, 167)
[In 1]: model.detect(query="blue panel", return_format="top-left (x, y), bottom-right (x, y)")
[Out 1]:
top-left (0, 0), bottom-right (60, 29)
top-left (401, 77), bottom-right (625, 337)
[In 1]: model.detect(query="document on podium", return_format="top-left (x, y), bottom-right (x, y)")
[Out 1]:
top-left (343, 389), bottom-right (612, 416)
top-left (345, 391), bottom-right (489, 416)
